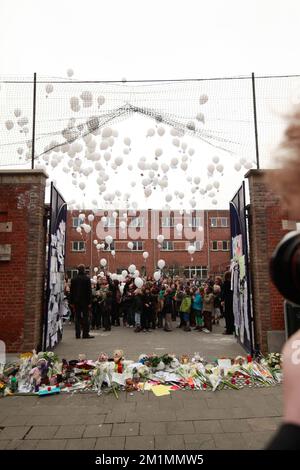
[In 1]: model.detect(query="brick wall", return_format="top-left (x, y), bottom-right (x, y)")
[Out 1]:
top-left (0, 170), bottom-right (47, 353)
top-left (246, 170), bottom-right (289, 352)
top-left (65, 209), bottom-right (231, 278)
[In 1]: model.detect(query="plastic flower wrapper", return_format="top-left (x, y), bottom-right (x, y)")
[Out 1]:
top-left (136, 364), bottom-right (150, 379)
top-left (92, 362), bottom-right (109, 395)
top-left (208, 370), bottom-right (222, 391)
top-left (17, 356), bottom-right (33, 393)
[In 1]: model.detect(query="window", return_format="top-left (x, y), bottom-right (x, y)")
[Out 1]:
top-left (103, 241), bottom-right (115, 251)
top-left (161, 216), bottom-right (174, 227)
top-left (107, 217), bottom-right (116, 227)
top-left (192, 217), bottom-right (201, 228)
top-left (221, 217), bottom-right (228, 227)
top-left (72, 217), bottom-right (80, 228)
top-left (184, 266), bottom-right (208, 279)
top-left (211, 240), bottom-right (230, 251)
top-left (185, 240), bottom-right (203, 251)
top-left (67, 269), bottom-right (79, 279)
top-left (131, 241), bottom-right (144, 251)
top-left (222, 240), bottom-right (230, 251)
top-left (71, 241), bottom-right (86, 251)
top-left (161, 240), bottom-right (174, 251)
top-left (211, 241), bottom-right (218, 251)
top-left (210, 217), bottom-right (229, 227)
top-left (129, 217), bottom-right (144, 228)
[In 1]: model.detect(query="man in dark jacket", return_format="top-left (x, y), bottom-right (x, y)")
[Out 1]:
top-left (70, 264), bottom-right (94, 339)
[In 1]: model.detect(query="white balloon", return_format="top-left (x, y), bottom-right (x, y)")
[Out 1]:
top-left (134, 277), bottom-right (143, 288)
top-left (101, 216), bottom-right (108, 225)
top-left (157, 234), bottom-right (164, 244)
top-left (216, 164), bottom-right (224, 173)
top-left (115, 156), bottom-right (123, 166)
top-left (79, 213), bottom-right (85, 220)
top-left (144, 187), bottom-right (152, 198)
top-left (102, 127), bottom-right (113, 138)
top-left (142, 251), bottom-right (149, 259)
top-left (188, 148), bottom-right (195, 156)
top-left (88, 214), bottom-right (95, 222)
top-left (45, 83), bottom-right (54, 94)
top-left (155, 148), bottom-right (163, 157)
top-left (146, 128), bottom-right (155, 137)
top-left (157, 259), bottom-right (165, 270)
top-left (128, 242), bottom-right (134, 250)
top-left (161, 163), bottom-right (169, 173)
top-left (76, 226), bottom-right (82, 233)
top-left (199, 94), bottom-right (208, 105)
top-left (234, 162), bottom-right (242, 171)
top-left (212, 156), bottom-right (220, 164)
top-left (213, 181), bottom-right (220, 189)
top-left (212, 199), bottom-right (218, 205)
top-left (196, 112), bottom-right (205, 123)
top-left (119, 221), bottom-right (126, 230)
top-left (123, 148), bottom-right (130, 155)
top-left (79, 182), bottom-right (86, 190)
top-left (153, 271), bottom-right (161, 281)
top-left (207, 163), bottom-right (215, 173)
top-left (172, 138), bottom-right (180, 147)
top-left (193, 176), bottom-right (201, 185)
top-left (187, 245), bottom-right (196, 255)
top-left (186, 121), bottom-right (195, 131)
top-left (5, 120), bottom-right (14, 130)
top-left (128, 263), bottom-right (136, 273)
top-left (96, 243), bottom-right (101, 250)
top-left (100, 258), bottom-right (107, 267)
top-left (97, 95), bottom-right (105, 106)
top-left (171, 157), bottom-right (179, 168)
top-left (105, 235), bottom-right (113, 245)
top-left (94, 267), bottom-right (99, 273)
top-left (122, 270), bottom-right (128, 277)
top-left (206, 184), bottom-right (213, 191)
top-left (151, 162), bottom-right (159, 171)
top-left (165, 194), bottom-right (172, 203)
top-left (157, 126), bottom-right (165, 136)
top-left (180, 162), bottom-right (188, 171)
top-left (14, 108), bottom-right (22, 117)
top-left (17, 147), bottom-right (24, 155)
top-left (83, 224), bottom-right (91, 233)
top-left (124, 137), bottom-right (131, 146)
top-left (133, 270), bottom-right (140, 278)
top-left (100, 140), bottom-right (109, 151)
top-left (111, 250), bottom-right (116, 256)
top-left (176, 223), bottom-right (183, 232)
top-left (67, 68), bottom-right (74, 77)
top-left (244, 161), bottom-right (253, 169)
top-left (93, 239), bottom-right (98, 245)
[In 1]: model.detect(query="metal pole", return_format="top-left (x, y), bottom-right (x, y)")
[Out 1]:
top-left (31, 72), bottom-right (37, 169)
top-left (251, 72), bottom-right (260, 169)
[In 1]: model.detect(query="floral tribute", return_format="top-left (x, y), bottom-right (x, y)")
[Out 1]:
top-left (0, 350), bottom-right (283, 398)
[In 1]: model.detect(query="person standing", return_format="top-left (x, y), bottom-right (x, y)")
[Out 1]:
top-left (192, 287), bottom-right (204, 331)
top-left (221, 271), bottom-right (235, 335)
top-left (70, 264), bottom-right (94, 339)
top-left (202, 286), bottom-right (215, 333)
top-left (180, 288), bottom-right (192, 332)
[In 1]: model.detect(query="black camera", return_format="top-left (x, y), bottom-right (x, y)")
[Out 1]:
top-left (270, 231), bottom-right (300, 305)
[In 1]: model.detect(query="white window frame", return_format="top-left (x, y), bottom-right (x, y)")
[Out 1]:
top-left (71, 241), bottom-right (86, 252)
top-left (107, 216), bottom-right (116, 227)
top-left (192, 216), bottom-right (201, 228)
top-left (161, 240), bottom-right (174, 251)
top-left (72, 217), bottom-right (80, 228)
top-left (129, 217), bottom-right (144, 228)
top-left (161, 216), bottom-right (174, 227)
top-left (131, 241), bottom-right (144, 251)
top-left (184, 266), bottom-right (208, 279)
top-left (222, 240), bottom-right (230, 251)
top-left (103, 241), bottom-right (115, 251)
top-left (221, 217), bottom-right (229, 227)
top-left (211, 240), bottom-right (218, 251)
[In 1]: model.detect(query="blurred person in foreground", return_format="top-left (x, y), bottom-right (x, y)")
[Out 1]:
top-left (266, 106), bottom-right (300, 449)
top-left (70, 264), bottom-right (94, 339)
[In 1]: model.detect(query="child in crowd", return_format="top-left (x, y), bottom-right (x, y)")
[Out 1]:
top-left (180, 288), bottom-right (192, 332)
top-left (192, 287), bottom-right (204, 331)
top-left (202, 286), bottom-right (215, 333)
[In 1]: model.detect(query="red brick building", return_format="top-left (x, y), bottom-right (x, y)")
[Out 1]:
top-left (65, 209), bottom-right (231, 280)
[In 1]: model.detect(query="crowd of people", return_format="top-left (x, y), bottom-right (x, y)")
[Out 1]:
top-left (66, 265), bottom-right (234, 338)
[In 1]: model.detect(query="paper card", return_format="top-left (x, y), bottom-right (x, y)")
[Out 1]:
top-left (151, 385), bottom-right (171, 396)
top-left (239, 255), bottom-right (246, 279)
top-left (141, 382), bottom-right (153, 391)
top-left (217, 359), bottom-right (232, 371)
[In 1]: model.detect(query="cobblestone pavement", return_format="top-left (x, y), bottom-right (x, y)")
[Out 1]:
top-left (1, 320), bottom-right (283, 450)
top-left (0, 387), bottom-right (282, 450)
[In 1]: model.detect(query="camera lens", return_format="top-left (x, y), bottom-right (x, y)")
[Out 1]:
top-left (270, 231), bottom-right (300, 305)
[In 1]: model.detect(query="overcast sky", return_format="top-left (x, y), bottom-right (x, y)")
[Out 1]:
top-left (1, 0), bottom-right (299, 210)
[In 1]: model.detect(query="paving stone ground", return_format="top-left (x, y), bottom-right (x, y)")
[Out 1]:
top-left (1, 320), bottom-right (283, 450)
